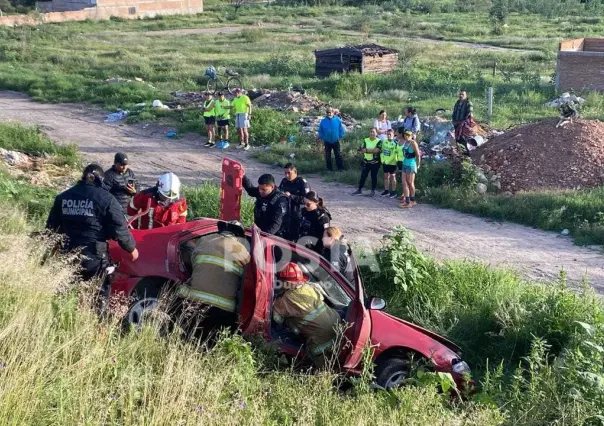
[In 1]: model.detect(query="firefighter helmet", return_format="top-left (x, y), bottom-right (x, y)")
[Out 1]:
top-left (277, 262), bottom-right (308, 284)
top-left (157, 172), bottom-right (181, 200)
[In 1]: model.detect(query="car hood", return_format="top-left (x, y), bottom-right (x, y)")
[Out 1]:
top-left (371, 309), bottom-right (462, 355)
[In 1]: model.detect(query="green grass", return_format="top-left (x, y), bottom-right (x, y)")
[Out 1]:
top-left (0, 122), bottom-right (79, 167)
top-left (425, 186), bottom-right (604, 246)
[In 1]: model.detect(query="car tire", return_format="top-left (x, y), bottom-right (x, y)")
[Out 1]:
top-left (123, 280), bottom-right (170, 332)
top-left (374, 357), bottom-right (412, 390)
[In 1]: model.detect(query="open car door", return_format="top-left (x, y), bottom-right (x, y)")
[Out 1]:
top-left (240, 225), bottom-right (273, 336)
top-left (220, 158), bottom-right (244, 221)
top-left (340, 263), bottom-right (372, 370)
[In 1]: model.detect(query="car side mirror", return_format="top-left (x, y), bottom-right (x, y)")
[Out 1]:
top-left (369, 297), bottom-right (386, 311)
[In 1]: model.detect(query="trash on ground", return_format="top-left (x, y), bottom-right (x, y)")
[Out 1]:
top-left (561, 229), bottom-right (570, 236)
top-left (104, 110), bottom-right (129, 123)
top-left (546, 92), bottom-right (586, 108)
top-left (152, 100), bottom-right (170, 110)
top-left (0, 148), bottom-right (78, 189)
top-left (166, 129), bottom-right (177, 138)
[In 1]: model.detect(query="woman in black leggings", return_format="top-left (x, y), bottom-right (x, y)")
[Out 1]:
top-left (351, 127), bottom-right (382, 197)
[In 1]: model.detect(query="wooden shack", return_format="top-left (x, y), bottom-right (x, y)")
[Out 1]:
top-left (314, 44), bottom-right (399, 78)
top-left (557, 38), bottom-right (604, 91)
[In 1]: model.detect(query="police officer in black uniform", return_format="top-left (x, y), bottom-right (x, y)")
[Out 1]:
top-left (103, 152), bottom-right (137, 213)
top-left (278, 163), bottom-right (310, 242)
top-left (46, 164), bottom-right (139, 286)
top-left (242, 173), bottom-right (290, 238)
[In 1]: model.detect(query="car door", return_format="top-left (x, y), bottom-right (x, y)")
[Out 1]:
top-left (340, 264), bottom-right (372, 370)
top-left (240, 225), bottom-right (273, 336)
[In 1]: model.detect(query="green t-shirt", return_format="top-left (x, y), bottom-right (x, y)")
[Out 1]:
top-left (215, 99), bottom-right (231, 120)
top-left (231, 95), bottom-right (251, 115)
top-left (380, 139), bottom-right (398, 165)
top-left (203, 99), bottom-right (215, 117)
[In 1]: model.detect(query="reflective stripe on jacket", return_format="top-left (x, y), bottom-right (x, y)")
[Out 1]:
top-left (184, 233), bottom-right (251, 312)
top-left (272, 283), bottom-right (340, 355)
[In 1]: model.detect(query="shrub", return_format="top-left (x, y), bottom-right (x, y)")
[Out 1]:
top-left (241, 28), bottom-right (266, 43)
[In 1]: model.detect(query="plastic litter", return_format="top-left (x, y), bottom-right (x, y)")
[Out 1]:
top-left (561, 229), bottom-right (570, 236)
top-left (104, 110), bottom-right (128, 123)
top-left (475, 183), bottom-right (487, 194)
top-left (152, 100), bottom-right (170, 110)
top-left (166, 129), bottom-right (177, 138)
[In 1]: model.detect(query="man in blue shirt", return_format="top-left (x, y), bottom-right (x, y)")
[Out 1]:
top-left (317, 107), bottom-right (346, 171)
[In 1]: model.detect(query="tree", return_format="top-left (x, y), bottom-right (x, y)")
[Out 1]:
top-left (489, 0), bottom-right (509, 34)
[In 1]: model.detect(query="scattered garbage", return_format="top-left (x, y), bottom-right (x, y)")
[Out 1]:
top-left (104, 110), bottom-right (129, 123)
top-left (546, 92), bottom-right (586, 108)
top-left (473, 118), bottom-right (604, 192)
top-left (166, 129), bottom-right (177, 138)
top-left (152, 100), bottom-right (170, 110)
top-left (105, 77), bottom-right (156, 89)
top-left (561, 229), bottom-right (570, 236)
top-left (0, 148), bottom-right (31, 166)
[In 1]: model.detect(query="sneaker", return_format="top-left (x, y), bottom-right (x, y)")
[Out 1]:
top-left (207, 142), bottom-right (216, 148)
top-left (389, 191), bottom-right (397, 198)
top-left (220, 141), bottom-right (230, 149)
top-left (203, 141), bottom-right (212, 147)
top-left (380, 190), bottom-right (390, 197)
top-left (237, 143), bottom-right (246, 149)
top-left (351, 190), bottom-right (362, 196)
top-left (243, 144), bottom-right (250, 151)
top-left (368, 190), bottom-right (376, 197)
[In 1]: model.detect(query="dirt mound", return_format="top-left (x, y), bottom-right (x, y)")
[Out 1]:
top-left (473, 118), bottom-right (604, 192)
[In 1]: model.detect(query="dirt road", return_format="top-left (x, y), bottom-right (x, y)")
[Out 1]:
top-left (1, 91), bottom-right (603, 291)
top-left (128, 24), bottom-right (532, 53)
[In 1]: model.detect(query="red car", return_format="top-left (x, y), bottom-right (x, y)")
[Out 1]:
top-left (108, 219), bottom-right (472, 390)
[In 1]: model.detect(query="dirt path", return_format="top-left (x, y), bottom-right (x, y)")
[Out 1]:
top-left (128, 24), bottom-right (532, 53)
top-left (1, 91), bottom-right (603, 292)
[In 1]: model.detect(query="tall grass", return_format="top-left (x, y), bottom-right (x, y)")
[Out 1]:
top-left (0, 123), bottom-right (79, 167)
top-left (0, 232), bottom-right (503, 425)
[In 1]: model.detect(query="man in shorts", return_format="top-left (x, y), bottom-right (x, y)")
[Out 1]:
top-left (214, 92), bottom-right (231, 149)
top-left (202, 92), bottom-right (217, 148)
top-left (231, 88), bottom-right (252, 151)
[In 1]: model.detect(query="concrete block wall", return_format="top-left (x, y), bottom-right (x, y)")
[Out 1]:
top-left (0, 0), bottom-right (202, 26)
top-left (557, 52), bottom-right (604, 91)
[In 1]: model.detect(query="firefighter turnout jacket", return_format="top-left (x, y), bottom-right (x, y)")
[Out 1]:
top-left (46, 181), bottom-right (136, 276)
top-left (178, 233), bottom-right (251, 312)
top-left (243, 176), bottom-right (290, 238)
top-left (273, 283), bottom-right (341, 360)
top-left (127, 187), bottom-right (188, 229)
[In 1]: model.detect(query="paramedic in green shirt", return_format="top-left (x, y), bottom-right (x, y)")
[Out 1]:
top-left (231, 88), bottom-right (252, 151)
top-left (214, 92), bottom-right (231, 149)
top-left (380, 128), bottom-right (398, 198)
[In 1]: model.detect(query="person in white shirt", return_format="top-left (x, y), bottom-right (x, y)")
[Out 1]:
top-left (373, 110), bottom-right (391, 141)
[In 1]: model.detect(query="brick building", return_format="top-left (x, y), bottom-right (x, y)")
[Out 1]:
top-left (556, 38), bottom-right (604, 92)
top-left (0, 0), bottom-right (203, 25)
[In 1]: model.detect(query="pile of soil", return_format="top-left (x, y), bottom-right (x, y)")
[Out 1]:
top-left (473, 118), bottom-right (604, 192)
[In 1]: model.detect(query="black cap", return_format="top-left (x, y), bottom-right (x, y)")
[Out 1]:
top-left (114, 152), bottom-right (128, 165)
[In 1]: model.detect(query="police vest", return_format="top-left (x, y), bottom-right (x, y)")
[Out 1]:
top-left (363, 138), bottom-right (381, 162)
top-left (203, 99), bottom-right (215, 117)
top-left (380, 139), bottom-right (398, 165)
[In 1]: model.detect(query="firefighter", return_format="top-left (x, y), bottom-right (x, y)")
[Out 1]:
top-left (273, 262), bottom-right (341, 368)
top-left (127, 172), bottom-right (188, 229)
top-left (278, 162), bottom-right (310, 241)
top-left (177, 221), bottom-right (251, 331)
top-left (46, 164), bottom-right (138, 301)
top-left (242, 172), bottom-right (290, 238)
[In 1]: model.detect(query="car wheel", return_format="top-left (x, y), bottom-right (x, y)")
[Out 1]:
top-left (124, 281), bottom-right (168, 331)
top-left (374, 357), bottom-right (412, 390)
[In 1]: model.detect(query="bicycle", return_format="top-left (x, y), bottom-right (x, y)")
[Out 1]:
top-left (204, 66), bottom-right (243, 95)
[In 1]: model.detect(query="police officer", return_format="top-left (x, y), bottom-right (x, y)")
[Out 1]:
top-left (46, 164), bottom-right (139, 285)
top-left (242, 172), bottom-right (289, 238)
top-left (278, 162), bottom-right (310, 242)
top-left (103, 152), bottom-right (137, 212)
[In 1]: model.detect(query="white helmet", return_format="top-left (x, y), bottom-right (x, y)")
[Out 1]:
top-left (157, 172), bottom-right (181, 201)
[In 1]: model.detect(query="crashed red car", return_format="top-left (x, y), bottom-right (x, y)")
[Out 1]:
top-left (108, 219), bottom-right (472, 390)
